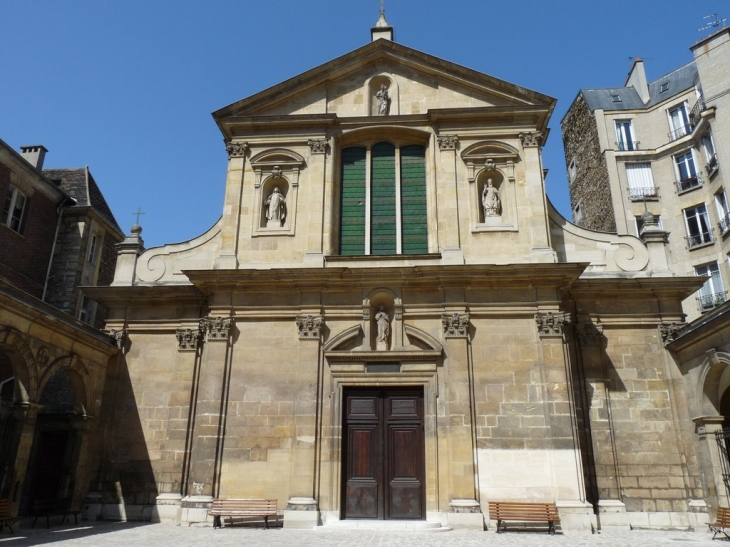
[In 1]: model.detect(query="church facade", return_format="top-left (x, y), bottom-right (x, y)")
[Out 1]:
top-left (89, 19), bottom-right (712, 533)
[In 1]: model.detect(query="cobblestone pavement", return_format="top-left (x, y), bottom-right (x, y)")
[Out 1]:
top-left (0, 522), bottom-right (723, 547)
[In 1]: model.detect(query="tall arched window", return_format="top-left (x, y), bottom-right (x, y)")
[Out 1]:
top-left (339, 142), bottom-right (427, 255)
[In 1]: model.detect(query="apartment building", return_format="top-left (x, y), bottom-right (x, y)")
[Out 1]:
top-left (563, 27), bottom-right (730, 320)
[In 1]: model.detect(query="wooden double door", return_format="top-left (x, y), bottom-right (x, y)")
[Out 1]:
top-left (341, 387), bottom-right (425, 520)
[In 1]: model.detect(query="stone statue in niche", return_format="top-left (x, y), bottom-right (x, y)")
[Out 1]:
top-left (376, 84), bottom-right (390, 116)
top-left (265, 186), bottom-right (286, 227)
top-left (482, 178), bottom-right (502, 218)
top-left (375, 305), bottom-right (390, 350)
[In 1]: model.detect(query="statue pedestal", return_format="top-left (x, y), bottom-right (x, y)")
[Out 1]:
top-left (376, 341), bottom-right (388, 351)
top-left (266, 219), bottom-right (282, 228)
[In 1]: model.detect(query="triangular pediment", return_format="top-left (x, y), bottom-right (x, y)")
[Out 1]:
top-left (213, 40), bottom-right (554, 125)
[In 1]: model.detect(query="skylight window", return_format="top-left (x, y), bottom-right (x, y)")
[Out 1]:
top-left (660, 82), bottom-right (669, 93)
top-left (611, 94), bottom-right (622, 102)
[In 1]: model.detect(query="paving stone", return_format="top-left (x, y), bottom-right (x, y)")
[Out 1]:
top-left (0, 522), bottom-right (719, 547)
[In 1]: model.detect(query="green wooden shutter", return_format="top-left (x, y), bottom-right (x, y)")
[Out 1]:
top-left (400, 145), bottom-right (428, 254)
top-left (340, 147), bottom-right (366, 255)
top-left (371, 142), bottom-right (397, 255)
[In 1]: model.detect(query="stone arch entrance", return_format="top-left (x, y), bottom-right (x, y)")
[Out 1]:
top-left (21, 367), bottom-right (85, 516)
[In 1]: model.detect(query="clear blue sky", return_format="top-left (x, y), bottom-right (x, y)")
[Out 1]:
top-left (0, 1), bottom-right (721, 248)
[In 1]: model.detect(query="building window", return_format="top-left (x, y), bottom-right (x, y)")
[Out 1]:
top-left (625, 163), bottom-right (657, 199)
top-left (683, 204), bottom-right (713, 248)
top-left (568, 158), bottom-right (577, 183)
top-left (703, 132), bottom-right (719, 177)
top-left (572, 202), bottom-right (582, 224)
top-left (339, 143), bottom-right (428, 255)
top-left (660, 82), bottom-right (669, 93)
top-left (635, 214), bottom-right (662, 237)
top-left (611, 94), bottom-right (621, 103)
top-left (2, 185), bottom-right (27, 233)
top-left (87, 233), bottom-right (99, 264)
top-left (716, 191), bottom-right (730, 235)
top-left (78, 295), bottom-right (96, 325)
top-left (615, 120), bottom-right (637, 151)
top-left (674, 150), bottom-right (700, 192)
top-left (695, 262), bottom-right (726, 311)
top-left (668, 102), bottom-right (690, 141)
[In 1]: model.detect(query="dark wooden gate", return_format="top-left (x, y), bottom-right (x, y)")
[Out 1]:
top-left (341, 387), bottom-right (425, 520)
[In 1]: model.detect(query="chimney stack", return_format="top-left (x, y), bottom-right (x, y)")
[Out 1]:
top-left (20, 145), bottom-right (48, 171)
top-left (625, 58), bottom-right (650, 104)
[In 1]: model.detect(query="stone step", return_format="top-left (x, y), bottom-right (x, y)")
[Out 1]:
top-left (318, 519), bottom-right (450, 531)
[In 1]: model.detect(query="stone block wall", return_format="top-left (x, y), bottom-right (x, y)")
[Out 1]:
top-left (561, 96), bottom-right (616, 232)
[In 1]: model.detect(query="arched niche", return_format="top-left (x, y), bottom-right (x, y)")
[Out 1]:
top-left (259, 177), bottom-right (290, 229)
top-left (250, 148), bottom-right (305, 237)
top-left (476, 170), bottom-right (505, 224)
top-left (366, 74), bottom-right (398, 116)
top-left (460, 140), bottom-right (520, 233)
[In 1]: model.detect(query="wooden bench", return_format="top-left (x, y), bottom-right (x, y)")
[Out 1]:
top-left (488, 501), bottom-right (560, 535)
top-left (0, 499), bottom-right (18, 534)
top-left (30, 500), bottom-right (82, 529)
top-left (708, 506), bottom-right (730, 540)
top-left (209, 498), bottom-right (278, 529)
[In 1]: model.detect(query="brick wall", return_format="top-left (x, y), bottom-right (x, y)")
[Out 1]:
top-left (0, 161), bottom-right (60, 298)
top-left (561, 96), bottom-right (616, 232)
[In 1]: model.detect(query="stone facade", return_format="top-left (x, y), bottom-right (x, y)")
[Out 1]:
top-left (90, 20), bottom-right (711, 534)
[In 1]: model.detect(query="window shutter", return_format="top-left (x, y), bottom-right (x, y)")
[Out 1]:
top-left (400, 145), bottom-right (428, 254)
top-left (625, 163), bottom-right (654, 196)
top-left (339, 147), bottom-right (366, 255)
top-left (371, 142), bottom-right (396, 255)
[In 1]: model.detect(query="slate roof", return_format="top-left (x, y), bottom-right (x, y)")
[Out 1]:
top-left (579, 60), bottom-right (698, 113)
top-left (43, 167), bottom-right (123, 236)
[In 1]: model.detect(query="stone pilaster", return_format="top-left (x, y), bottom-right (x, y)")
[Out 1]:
top-left (111, 226), bottom-right (145, 286)
top-left (693, 416), bottom-right (729, 511)
top-left (215, 141), bottom-right (248, 269)
top-left (10, 403), bottom-right (42, 515)
top-left (436, 134), bottom-right (463, 263)
top-left (181, 317), bottom-right (234, 524)
top-left (439, 309), bottom-right (482, 529)
top-left (519, 132), bottom-right (554, 262)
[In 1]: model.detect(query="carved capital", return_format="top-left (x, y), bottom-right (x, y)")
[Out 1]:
top-left (442, 313), bottom-right (470, 338)
top-left (308, 139), bottom-right (327, 154)
top-left (175, 326), bottom-right (202, 351)
top-left (201, 317), bottom-right (234, 341)
top-left (659, 322), bottom-right (685, 344)
top-left (225, 141), bottom-right (248, 158)
top-left (296, 315), bottom-right (323, 340)
top-left (575, 321), bottom-right (603, 346)
top-left (105, 329), bottom-right (126, 349)
top-left (437, 135), bottom-right (458, 151)
top-left (535, 312), bottom-right (570, 337)
top-left (519, 132), bottom-right (543, 148)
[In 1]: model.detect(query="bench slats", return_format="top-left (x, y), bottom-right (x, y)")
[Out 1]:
top-left (488, 501), bottom-right (560, 535)
top-left (708, 506), bottom-right (730, 539)
top-left (210, 499), bottom-right (278, 529)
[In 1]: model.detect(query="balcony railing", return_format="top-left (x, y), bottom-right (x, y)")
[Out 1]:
top-left (719, 212), bottom-right (730, 235)
top-left (615, 140), bottom-right (640, 151)
top-left (675, 173), bottom-right (703, 193)
top-left (689, 95), bottom-right (706, 125)
top-left (707, 153), bottom-right (719, 177)
top-left (668, 125), bottom-right (691, 142)
top-left (697, 291), bottom-right (727, 311)
top-left (686, 229), bottom-right (714, 249)
top-left (627, 186), bottom-right (659, 200)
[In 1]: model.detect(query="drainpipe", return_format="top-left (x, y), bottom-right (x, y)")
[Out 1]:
top-left (42, 199), bottom-right (69, 302)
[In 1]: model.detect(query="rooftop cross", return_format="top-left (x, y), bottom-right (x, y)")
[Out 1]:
top-left (133, 207), bottom-right (146, 225)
